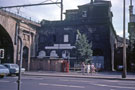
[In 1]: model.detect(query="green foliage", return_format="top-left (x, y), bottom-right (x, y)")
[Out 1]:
top-left (75, 30), bottom-right (93, 63)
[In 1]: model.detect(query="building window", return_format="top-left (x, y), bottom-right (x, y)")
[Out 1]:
top-left (50, 50), bottom-right (58, 58)
top-left (23, 34), bottom-right (26, 40)
top-left (23, 34), bottom-right (30, 41)
top-left (62, 50), bottom-right (70, 59)
top-left (64, 35), bottom-right (69, 42)
top-left (82, 11), bottom-right (87, 17)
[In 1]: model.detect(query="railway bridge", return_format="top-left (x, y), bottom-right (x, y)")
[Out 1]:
top-left (0, 9), bottom-right (40, 70)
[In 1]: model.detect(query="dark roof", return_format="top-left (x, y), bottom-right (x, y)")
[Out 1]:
top-left (117, 35), bottom-right (129, 44)
top-left (41, 17), bottom-right (110, 27)
top-left (78, 0), bottom-right (112, 8)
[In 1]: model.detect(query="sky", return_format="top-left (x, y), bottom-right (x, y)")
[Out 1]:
top-left (0, 0), bottom-right (135, 38)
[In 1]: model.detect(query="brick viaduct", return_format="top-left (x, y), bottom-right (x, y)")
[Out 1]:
top-left (0, 9), bottom-right (40, 70)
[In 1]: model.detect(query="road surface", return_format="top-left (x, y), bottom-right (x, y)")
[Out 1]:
top-left (0, 75), bottom-right (135, 90)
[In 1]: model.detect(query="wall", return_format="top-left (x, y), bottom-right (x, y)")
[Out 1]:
top-left (30, 58), bottom-right (64, 72)
top-left (0, 10), bottom-right (38, 71)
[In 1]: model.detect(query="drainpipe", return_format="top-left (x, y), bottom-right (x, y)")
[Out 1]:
top-left (15, 22), bottom-right (19, 64)
top-left (61, 0), bottom-right (63, 21)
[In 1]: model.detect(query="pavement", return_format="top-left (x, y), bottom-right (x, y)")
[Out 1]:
top-left (23, 71), bottom-right (135, 81)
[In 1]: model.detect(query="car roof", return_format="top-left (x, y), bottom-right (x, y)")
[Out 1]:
top-left (0, 64), bottom-right (7, 68)
top-left (0, 64), bottom-right (4, 66)
top-left (3, 63), bottom-right (18, 65)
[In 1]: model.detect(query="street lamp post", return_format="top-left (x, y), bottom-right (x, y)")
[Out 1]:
top-left (15, 20), bottom-right (23, 90)
top-left (17, 36), bottom-right (23, 90)
top-left (61, 0), bottom-right (63, 21)
top-left (122, 0), bottom-right (127, 78)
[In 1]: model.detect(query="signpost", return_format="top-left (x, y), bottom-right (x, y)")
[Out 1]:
top-left (0, 49), bottom-right (4, 64)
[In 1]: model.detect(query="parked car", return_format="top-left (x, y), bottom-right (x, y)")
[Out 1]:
top-left (0, 64), bottom-right (9, 78)
top-left (3, 63), bottom-right (25, 76)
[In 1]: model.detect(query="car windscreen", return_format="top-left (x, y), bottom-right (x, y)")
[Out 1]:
top-left (0, 65), bottom-right (7, 69)
top-left (10, 64), bottom-right (19, 68)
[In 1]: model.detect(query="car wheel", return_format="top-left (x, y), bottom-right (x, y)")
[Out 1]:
top-left (8, 74), bottom-right (12, 76)
top-left (16, 73), bottom-right (19, 76)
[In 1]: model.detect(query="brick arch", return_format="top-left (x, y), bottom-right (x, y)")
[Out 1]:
top-left (0, 24), bottom-right (14, 63)
top-left (0, 10), bottom-right (37, 70)
top-left (0, 14), bottom-right (16, 43)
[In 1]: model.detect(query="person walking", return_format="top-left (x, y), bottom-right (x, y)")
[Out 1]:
top-left (86, 63), bottom-right (90, 74)
top-left (81, 62), bottom-right (86, 75)
top-left (91, 63), bottom-right (96, 73)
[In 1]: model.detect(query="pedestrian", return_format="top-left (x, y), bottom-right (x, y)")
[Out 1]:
top-left (86, 63), bottom-right (90, 74)
top-left (91, 63), bottom-right (96, 73)
top-left (81, 62), bottom-right (86, 75)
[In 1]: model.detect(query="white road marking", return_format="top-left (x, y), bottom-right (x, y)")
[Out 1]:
top-left (118, 83), bottom-right (135, 86)
top-left (93, 84), bottom-right (135, 89)
top-left (104, 80), bottom-right (120, 83)
top-left (104, 80), bottom-right (135, 83)
top-left (13, 80), bottom-right (23, 84)
top-left (39, 83), bottom-right (85, 88)
top-left (0, 80), bottom-right (10, 83)
top-left (21, 77), bottom-right (44, 80)
top-left (104, 80), bottom-right (135, 86)
top-left (60, 79), bottom-right (93, 83)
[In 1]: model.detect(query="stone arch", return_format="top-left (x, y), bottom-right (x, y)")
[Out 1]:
top-left (0, 24), bottom-right (14, 63)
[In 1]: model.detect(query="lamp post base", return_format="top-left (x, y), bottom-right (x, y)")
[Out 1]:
top-left (122, 71), bottom-right (126, 78)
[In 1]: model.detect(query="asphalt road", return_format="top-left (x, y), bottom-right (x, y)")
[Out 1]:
top-left (0, 75), bottom-right (135, 90)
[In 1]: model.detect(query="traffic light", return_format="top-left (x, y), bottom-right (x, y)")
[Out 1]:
top-left (0, 49), bottom-right (4, 59)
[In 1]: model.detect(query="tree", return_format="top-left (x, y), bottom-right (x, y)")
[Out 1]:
top-left (75, 30), bottom-right (93, 63)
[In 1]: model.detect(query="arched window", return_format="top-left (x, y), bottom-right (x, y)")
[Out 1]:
top-left (62, 50), bottom-right (70, 59)
top-left (50, 50), bottom-right (58, 58)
